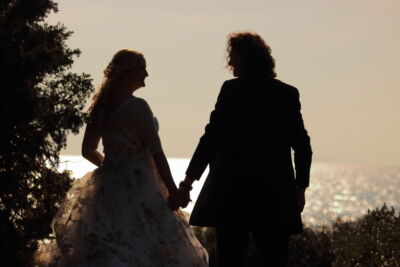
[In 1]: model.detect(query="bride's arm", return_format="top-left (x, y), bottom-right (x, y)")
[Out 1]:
top-left (152, 151), bottom-right (178, 194)
top-left (81, 123), bottom-right (104, 166)
top-left (132, 99), bottom-right (177, 194)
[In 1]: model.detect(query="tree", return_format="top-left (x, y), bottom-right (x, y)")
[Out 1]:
top-left (0, 1), bottom-right (94, 265)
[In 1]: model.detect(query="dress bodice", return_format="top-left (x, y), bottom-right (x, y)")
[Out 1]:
top-left (102, 126), bottom-right (147, 164)
top-left (102, 116), bottom-right (159, 165)
top-left (101, 98), bottom-right (161, 165)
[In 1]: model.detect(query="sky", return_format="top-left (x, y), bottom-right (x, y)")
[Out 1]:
top-left (48, 0), bottom-right (400, 165)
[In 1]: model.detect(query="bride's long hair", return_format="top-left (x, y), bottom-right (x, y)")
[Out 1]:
top-left (88, 49), bottom-right (144, 129)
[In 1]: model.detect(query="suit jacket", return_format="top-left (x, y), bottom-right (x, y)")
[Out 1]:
top-left (186, 77), bottom-right (312, 235)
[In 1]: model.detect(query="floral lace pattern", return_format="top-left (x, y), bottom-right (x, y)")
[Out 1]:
top-left (35, 115), bottom-right (208, 266)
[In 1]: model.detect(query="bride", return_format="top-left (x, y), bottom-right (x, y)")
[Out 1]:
top-left (35, 49), bottom-right (208, 266)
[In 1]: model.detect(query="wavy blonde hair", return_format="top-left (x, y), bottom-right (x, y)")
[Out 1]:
top-left (88, 49), bottom-right (144, 129)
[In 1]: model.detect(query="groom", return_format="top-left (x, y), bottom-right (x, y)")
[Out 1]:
top-left (177, 32), bottom-right (312, 267)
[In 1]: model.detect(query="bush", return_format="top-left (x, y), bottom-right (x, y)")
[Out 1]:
top-left (192, 204), bottom-right (400, 267)
top-left (193, 227), bottom-right (217, 267)
top-left (288, 226), bottom-right (333, 266)
top-left (332, 204), bottom-right (400, 267)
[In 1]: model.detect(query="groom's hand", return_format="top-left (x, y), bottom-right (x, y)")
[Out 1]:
top-left (297, 187), bottom-right (306, 213)
top-left (167, 188), bottom-right (190, 210)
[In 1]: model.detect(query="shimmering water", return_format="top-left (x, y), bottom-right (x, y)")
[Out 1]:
top-left (59, 156), bottom-right (400, 226)
top-left (304, 163), bottom-right (400, 225)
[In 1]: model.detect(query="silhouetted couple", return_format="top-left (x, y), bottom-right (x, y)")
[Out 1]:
top-left (35, 32), bottom-right (312, 267)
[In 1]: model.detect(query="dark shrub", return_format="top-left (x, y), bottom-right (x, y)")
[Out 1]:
top-left (192, 204), bottom-right (400, 267)
top-left (332, 204), bottom-right (400, 267)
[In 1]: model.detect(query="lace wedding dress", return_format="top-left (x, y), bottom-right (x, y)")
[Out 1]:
top-left (35, 98), bottom-right (208, 267)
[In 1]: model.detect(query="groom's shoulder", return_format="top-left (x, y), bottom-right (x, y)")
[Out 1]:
top-left (224, 77), bottom-right (241, 83)
top-left (222, 78), bottom-right (300, 98)
top-left (220, 78), bottom-right (245, 92)
top-left (273, 79), bottom-right (299, 97)
top-left (223, 77), bottom-right (243, 86)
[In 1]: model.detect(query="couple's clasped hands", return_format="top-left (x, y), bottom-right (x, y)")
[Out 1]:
top-left (168, 181), bottom-right (192, 210)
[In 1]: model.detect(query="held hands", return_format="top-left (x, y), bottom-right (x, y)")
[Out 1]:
top-left (167, 177), bottom-right (195, 211)
top-left (167, 187), bottom-right (191, 211)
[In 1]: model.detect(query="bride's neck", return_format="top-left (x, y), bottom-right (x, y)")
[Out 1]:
top-left (114, 90), bottom-right (134, 101)
top-left (108, 91), bottom-right (133, 110)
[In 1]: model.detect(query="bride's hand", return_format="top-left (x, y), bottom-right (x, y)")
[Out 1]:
top-left (167, 188), bottom-right (190, 210)
top-left (167, 189), bottom-right (179, 210)
top-left (177, 187), bottom-right (190, 208)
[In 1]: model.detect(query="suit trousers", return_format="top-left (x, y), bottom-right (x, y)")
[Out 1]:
top-left (215, 225), bottom-right (289, 267)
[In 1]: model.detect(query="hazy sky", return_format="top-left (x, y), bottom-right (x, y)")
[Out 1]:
top-left (49, 0), bottom-right (400, 165)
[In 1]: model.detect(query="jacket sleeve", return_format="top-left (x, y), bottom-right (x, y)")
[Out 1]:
top-left (290, 88), bottom-right (313, 187)
top-left (185, 81), bottom-right (231, 180)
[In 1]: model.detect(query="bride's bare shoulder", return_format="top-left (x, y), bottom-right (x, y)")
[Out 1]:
top-left (126, 97), bottom-right (152, 115)
top-left (128, 97), bottom-right (147, 105)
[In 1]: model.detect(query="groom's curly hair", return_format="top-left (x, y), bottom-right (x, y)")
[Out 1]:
top-left (226, 32), bottom-right (276, 78)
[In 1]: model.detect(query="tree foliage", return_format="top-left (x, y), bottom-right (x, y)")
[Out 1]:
top-left (0, 0), bottom-right (94, 265)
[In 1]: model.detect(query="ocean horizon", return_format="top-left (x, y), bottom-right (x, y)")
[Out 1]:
top-left (59, 155), bottom-right (400, 226)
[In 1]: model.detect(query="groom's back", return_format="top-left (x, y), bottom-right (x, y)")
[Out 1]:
top-left (217, 77), bottom-right (298, 184)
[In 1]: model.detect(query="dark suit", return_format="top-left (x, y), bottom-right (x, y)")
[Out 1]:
top-left (186, 77), bottom-right (312, 266)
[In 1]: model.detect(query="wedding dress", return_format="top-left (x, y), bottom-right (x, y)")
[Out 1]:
top-left (35, 98), bottom-right (208, 267)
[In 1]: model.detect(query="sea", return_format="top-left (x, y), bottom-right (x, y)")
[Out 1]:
top-left (59, 155), bottom-right (400, 227)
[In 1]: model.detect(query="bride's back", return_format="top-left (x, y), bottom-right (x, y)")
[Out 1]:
top-left (101, 98), bottom-right (150, 164)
